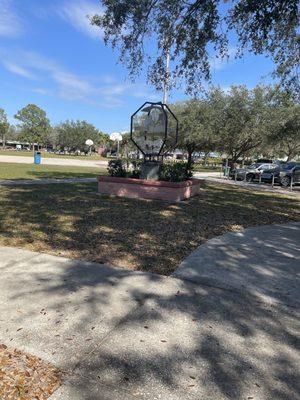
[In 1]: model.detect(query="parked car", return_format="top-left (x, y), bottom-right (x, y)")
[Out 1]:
top-left (260, 162), bottom-right (300, 187)
top-left (260, 166), bottom-right (281, 184)
top-left (279, 163), bottom-right (300, 187)
top-left (229, 163), bottom-right (276, 182)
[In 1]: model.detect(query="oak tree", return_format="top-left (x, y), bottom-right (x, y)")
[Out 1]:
top-left (91, 1), bottom-right (299, 97)
top-left (0, 108), bottom-right (9, 149)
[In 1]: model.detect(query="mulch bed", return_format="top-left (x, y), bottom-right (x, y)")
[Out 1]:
top-left (0, 344), bottom-right (61, 400)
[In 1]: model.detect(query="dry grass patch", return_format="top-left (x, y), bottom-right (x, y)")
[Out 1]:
top-left (0, 182), bottom-right (299, 275)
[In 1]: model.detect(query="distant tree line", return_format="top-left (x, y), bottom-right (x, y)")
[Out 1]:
top-left (170, 85), bottom-right (300, 165)
top-left (1, 84), bottom-right (299, 162)
top-left (0, 104), bottom-right (110, 153)
top-left (117, 85), bottom-right (299, 164)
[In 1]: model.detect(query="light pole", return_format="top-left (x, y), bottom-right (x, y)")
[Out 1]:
top-left (110, 132), bottom-right (122, 157)
top-left (163, 47), bottom-right (170, 104)
top-left (85, 139), bottom-right (94, 155)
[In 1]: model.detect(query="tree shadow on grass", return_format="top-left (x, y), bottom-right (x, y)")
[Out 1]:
top-left (0, 182), bottom-right (298, 274)
top-left (0, 182), bottom-right (299, 398)
top-left (29, 170), bottom-right (100, 180)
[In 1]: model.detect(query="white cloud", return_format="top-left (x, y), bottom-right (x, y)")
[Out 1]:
top-left (58, 0), bottom-right (103, 39)
top-left (0, 48), bottom-right (95, 101)
top-left (3, 61), bottom-right (34, 78)
top-left (131, 85), bottom-right (161, 102)
top-left (100, 84), bottom-right (130, 96)
top-left (99, 83), bottom-right (160, 104)
top-left (32, 88), bottom-right (51, 95)
top-left (101, 74), bottom-right (116, 84)
top-left (99, 96), bottom-right (125, 108)
top-left (0, 0), bottom-right (23, 37)
top-left (53, 71), bottom-right (93, 100)
top-left (210, 47), bottom-right (237, 71)
top-left (0, 48), bottom-right (160, 108)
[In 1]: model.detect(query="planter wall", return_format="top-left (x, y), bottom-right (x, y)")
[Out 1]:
top-left (98, 176), bottom-right (203, 202)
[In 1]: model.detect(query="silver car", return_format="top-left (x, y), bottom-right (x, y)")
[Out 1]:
top-left (230, 163), bottom-right (276, 182)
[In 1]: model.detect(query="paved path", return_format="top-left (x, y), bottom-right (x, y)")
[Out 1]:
top-left (0, 155), bottom-right (108, 168)
top-left (194, 173), bottom-right (300, 196)
top-left (1, 222), bottom-right (299, 399)
top-left (174, 222), bottom-right (300, 307)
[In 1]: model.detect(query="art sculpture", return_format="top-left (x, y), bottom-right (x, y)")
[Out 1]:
top-left (130, 101), bottom-right (179, 179)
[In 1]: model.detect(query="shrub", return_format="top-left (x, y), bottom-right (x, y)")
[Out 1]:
top-left (159, 162), bottom-right (193, 182)
top-left (129, 159), bottom-right (142, 178)
top-left (108, 159), bottom-right (193, 182)
top-left (107, 159), bottom-right (127, 177)
top-left (107, 158), bottom-right (142, 178)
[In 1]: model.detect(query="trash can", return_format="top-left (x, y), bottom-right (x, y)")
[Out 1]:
top-left (34, 151), bottom-right (41, 165)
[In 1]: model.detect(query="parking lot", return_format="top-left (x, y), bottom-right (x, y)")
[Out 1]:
top-left (196, 161), bottom-right (299, 196)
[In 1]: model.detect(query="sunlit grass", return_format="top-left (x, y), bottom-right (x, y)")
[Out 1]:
top-left (0, 162), bottom-right (106, 180)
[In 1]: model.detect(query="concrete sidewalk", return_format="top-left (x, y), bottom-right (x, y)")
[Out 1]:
top-left (174, 222), bottom-right (300, 307)
top-left (194, 174), bottom-right (300, 197)
top-left (0, 223), bottom-right (299, 399)
top-left (0, 155), bottom-right (107, 168)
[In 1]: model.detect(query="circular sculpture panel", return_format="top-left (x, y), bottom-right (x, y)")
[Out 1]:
top-left (130, 102), bottom-right (178, 159)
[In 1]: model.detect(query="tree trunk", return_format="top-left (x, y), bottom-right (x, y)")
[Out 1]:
top-left (231, 154), bottom-right (238, 163)
top-left (286, 143), bottom-right (293, 162)
top-left (203, 151), bottom-right (210, 166)
top-left (286, 154), bottom-right (292, 162)
top-left (187, 150), bottom-right (193, 169)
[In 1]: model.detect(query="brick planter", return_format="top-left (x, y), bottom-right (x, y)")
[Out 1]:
top-left (97, 176), bottom-right (202, 202)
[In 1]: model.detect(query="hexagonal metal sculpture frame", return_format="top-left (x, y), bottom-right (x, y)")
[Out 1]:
top-left (130, 101), bottom-right (179, 160)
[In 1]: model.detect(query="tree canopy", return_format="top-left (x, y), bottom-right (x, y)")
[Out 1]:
top-left (212, 85), bottom-right (271, 162)
top-left (170, 85), bottom-right (299, 162)
top-left (0, 108), bottom-right (9, 148)
top-left (91, 1), bottom-right (299, 97)
top-left (14, 104), bottom-right (51, 145)
top-left (266, 90), bottom-right (300, 161)
top-left (55, 120), bottom-right (109, 152)
top-left (172, 99), bottom-right (216, 165)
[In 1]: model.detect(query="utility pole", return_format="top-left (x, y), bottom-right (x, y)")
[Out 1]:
top-left (163, 47), bottom-right (170, 104)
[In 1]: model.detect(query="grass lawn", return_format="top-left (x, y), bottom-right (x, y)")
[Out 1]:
top-left (193, 164), bottom-right (221, 172)
top-left (0, 149), bottom-right (106, 161)
top-left (0, 182), bottom-right (298, 275)
top-left (0, 162), bottom-right (106, 180)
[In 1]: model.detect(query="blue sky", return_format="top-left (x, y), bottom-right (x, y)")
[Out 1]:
top-left (0, 0), bottom-right (275, 134)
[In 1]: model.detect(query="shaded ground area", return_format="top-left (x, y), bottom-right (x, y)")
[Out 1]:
top-left (0, 162), bottom-right (105, 180)
top-left (0, 343), bottom-right (61, 399)
top-left (0, 178), bottom-right (96, 186)
top-left (174, 222), bottom-right (300, 307)
top-left (199, 175), bottom-right (300, 196)
top-left (0, 182), bottom-right (299, 274)
top-left (0, 246), bottom-right (299, 400)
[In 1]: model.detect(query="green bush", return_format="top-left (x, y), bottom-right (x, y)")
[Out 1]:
top-left (159, 162), bottom-right (193, 182)
top-left (107, 158), bottom-right (142, 178)
top-left (130, 159), bottom-right (142, 178)
top-left (108, 159), bottom-right (192, 182)
top-left (107, 159), bottom-right (127, 177)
